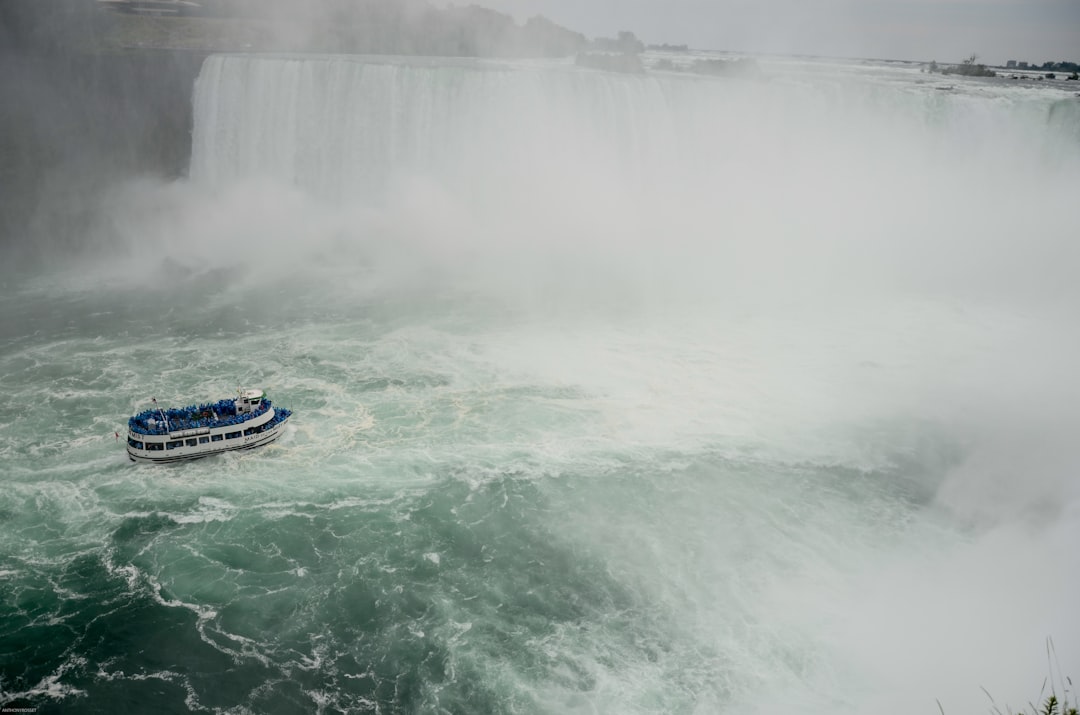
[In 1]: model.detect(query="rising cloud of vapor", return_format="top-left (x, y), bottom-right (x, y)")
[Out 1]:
top-left (87, 54), bottom-right (1080, 712)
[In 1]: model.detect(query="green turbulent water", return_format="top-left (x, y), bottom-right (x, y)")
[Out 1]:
top-left (0, 271), bottom-right (956, 714)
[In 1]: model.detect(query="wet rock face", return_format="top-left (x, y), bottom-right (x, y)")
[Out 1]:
top-left (0, 36), bottom-right (207, 258)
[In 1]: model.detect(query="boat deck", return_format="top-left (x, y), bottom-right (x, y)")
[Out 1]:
top-left (129, 398), bottom-right (275, 436)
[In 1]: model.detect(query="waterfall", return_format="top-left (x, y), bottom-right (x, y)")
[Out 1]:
top-left (191, 54), bottom-right (1076, 207)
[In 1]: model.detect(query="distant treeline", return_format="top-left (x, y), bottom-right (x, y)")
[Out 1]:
top-left (588, 31), bottom-right (645, 55)
top-left (197, 0), bottom-right (589, 57)
top-left (0, 0), bottom-right (588, 58)
top-left (927, 55), bottom-right (1079, 78)
top-left (1035, 61), bottom-right (1079, 72)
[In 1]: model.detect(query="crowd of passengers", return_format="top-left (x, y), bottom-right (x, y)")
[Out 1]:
top-left (128, 398), bottom-right (273, 435)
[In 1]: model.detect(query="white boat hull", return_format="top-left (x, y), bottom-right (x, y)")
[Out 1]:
top-left (126, 406), bottom-right (290, 464)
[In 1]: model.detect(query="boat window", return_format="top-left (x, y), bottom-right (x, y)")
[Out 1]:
top-left (244, 427), bottom-right (260, 436)
top-left (166, 440), bottom-right (183, 450)
top-left (185, 438), bottom-right (198, 447)
top-left (225, 431), bottom-right (241, 440)
top-left (127, 438), bottom-right (144, 449)
top-left (211, 434), bottom-right (223, 442)
top-left (147, 442), bottom-right (164, 451)
top-left (199, 436), bottom-right (210, 444)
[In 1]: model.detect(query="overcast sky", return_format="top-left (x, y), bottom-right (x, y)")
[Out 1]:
top-left (472, 0), bottom-right (1080, 65)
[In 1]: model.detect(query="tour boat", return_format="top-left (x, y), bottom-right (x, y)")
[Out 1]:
top-left (126, 388), bottom-right (292, 463)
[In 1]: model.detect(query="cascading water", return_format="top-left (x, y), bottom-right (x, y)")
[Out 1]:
top-left (2, 54), bottom-right (1079, 714)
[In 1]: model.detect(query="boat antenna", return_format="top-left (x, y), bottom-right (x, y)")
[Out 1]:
top-left (153, 396), bottom-right (169, 431)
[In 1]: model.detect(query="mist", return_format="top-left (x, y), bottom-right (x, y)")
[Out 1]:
top-left (130, 58), bottom-right (1080, 709)
top-left (94, 55), bottom-right (1080, 311)
top-left (2, 4), bottom-right (1080, 713)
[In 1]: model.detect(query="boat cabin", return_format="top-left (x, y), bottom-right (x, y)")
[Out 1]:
top-left (236, 389), bottom-right (264, 414)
